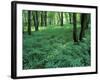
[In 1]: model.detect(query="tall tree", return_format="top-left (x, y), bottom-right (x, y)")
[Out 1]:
top-left (33, 11), bottom-right (39, 31)
top-left (41, 11), bottom-right (44, 26)
top-left (86, 14), bottom-right (91, 29)
top-left (79, 13), bottom-right (88, 41)
top-left (69, 13), bottom-right (73, 24)
top-left (60, 12), bottom-right (63, 26)
top-left (28, 11), bottom-right (31, 35)
top-left (57, 13), bottom-right (61, 25)
top-left (44, 11), bottom-right (47, 26)
top-left (73, 13), bottom-right (78, 42)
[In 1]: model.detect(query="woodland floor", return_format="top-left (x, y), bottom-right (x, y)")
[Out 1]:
top-left (23, 25), bottom-right (91, 69)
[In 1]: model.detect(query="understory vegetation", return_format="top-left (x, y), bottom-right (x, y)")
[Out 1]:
top-left (23, 26), bottom-right (91, 69)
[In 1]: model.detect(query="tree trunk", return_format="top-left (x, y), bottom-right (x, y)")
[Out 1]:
top-left (57, 13), bottom-right (61, 25)
top-left (79, 13), bottom-right (88, 41)
top-left (69, 13), bottom-right (73, 24)
top-left (86, 14), bottom-right (90, 29)
top-left (73, 13), bottom-right (78, 42)
top-left (28, 11), bottom-right (31, 35)
top-left (61, 12), bottom-right (63, 26)
top-left (33, 11), bottom-right (39, 31)
top-left (44, 11), bottom-right (47, 26)
top-left (41, 11), bottom-right (44, 26)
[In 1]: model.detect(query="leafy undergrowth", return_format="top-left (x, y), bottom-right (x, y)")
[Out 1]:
top-left (23, 26), bottom-right (91, 69)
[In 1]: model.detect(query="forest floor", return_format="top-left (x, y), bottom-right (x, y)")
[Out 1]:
top-left (23, 26), bottom-right (91, 69)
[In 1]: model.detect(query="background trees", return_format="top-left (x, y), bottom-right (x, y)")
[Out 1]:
top-left (22, 10), bottom-right (90, 43)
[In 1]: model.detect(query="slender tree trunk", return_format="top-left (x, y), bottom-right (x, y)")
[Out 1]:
top-left (28, 11), bottom-right (31, 35)
top-left (61, 12), bottom-right (63, 26)
top-left (33, 11), bottom-right (39, 31)
top-left (86, 14), bottom-right (90, 29)
top-left (69, 13), bottom-right (73, 24)
top-left (57, 13), bottom-right (61, 25)
top-left (41, 11), bottom-right (44, 26)
top-left (73, 13), bottom-right (78, 42)
top-left (44, 11), bottom-right (47, 26)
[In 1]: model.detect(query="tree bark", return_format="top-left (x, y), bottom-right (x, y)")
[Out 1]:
top-left (86, 14), bottom-right (90, 29)
top-left (79, 13), bottom-right (88, 41)
top-left (28, 11), bottom-right (31, 35)
top-left (44, 11), bottom-right (47, 26)
top-left (33, 11), bottom-right (39, 31)
top-left (61, 12), bottom-right (63, 26)
top-left (41, 11), bottom-right (44, 26)
top-left (73, 13), bottom-right (78, 42)
top-left (69, 13), bottom-right (73, 24)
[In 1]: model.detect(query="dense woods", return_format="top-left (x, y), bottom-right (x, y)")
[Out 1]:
top-left (23, 10), bottom-right (91, 69)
